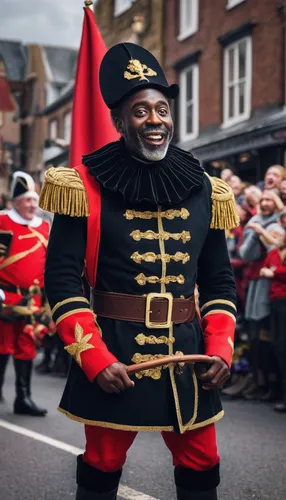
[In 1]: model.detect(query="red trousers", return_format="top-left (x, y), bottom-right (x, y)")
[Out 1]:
top-left (83, 423), bottom-right (219, 473)
top-left (0, 291), bottom-right (43, 360)
top-left (0, 320), bottom-right (37, 360)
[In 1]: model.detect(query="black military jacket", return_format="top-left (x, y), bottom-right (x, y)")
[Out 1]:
top-left (43, 141), bottom-right (237, 434)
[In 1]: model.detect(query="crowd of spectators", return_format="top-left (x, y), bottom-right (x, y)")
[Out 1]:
top-left (222, 164), bottom-right (286, 414)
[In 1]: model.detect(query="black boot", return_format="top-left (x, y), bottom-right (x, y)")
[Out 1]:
top-left (274, 401), bottom-right (286, 413)
top-left (76, 455), bottom-right (121, 500)
top-left (35, 357), bottom-right (52, 374)
top-left (0, 354), bottom-right (10, 402)
top-left (260, 381), bottom-right (281, 403)
top-left (175, 464), bottom-right (220, 500)
top-left (274, 394), bottom-right (286, 413)
top-left (13, 359), bottom-right (47, 416)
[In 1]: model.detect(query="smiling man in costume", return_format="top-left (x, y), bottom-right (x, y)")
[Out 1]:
top-left (0, 171), bottom-right (50, 416)
top-left (41, 43), bottom-right (238, 500)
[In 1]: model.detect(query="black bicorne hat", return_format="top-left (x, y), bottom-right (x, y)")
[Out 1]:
top-left (10, 171), bottom-right (38, 201)
top-left (99, 42), bottom-right (179, 109)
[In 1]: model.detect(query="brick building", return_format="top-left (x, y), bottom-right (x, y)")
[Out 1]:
top-left (0, 40), bottom-right (76, 194)
top-left (164, 0), bottom-right (286, 182)
top-left (94, 0), bottom-right (164, 64)
top-left (41, 82), bottom-right (73, 171)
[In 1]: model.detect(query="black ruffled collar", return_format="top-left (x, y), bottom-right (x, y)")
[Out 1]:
top-left (82, 139), bottom-right (204, 207)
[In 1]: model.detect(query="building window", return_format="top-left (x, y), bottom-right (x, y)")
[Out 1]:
top-left (223, 37), bottom-right (252, 127)
top-left (227, 0), bottom-right (246, 9)
top-left (64, 112), bottom-right (72, 143)
top-left (178, 0), bottom-right (199, 41)
top-left (179, 64), bottom-right (199, 142)
top-left (49, 119), bottom-right (58, 141)
top-left (114, 0), bottom-right (134, 17)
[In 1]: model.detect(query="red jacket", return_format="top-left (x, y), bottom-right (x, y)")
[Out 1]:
top-left (0, 210), bottom-right (49, 305)
top-left (264, 248), bottom-right (286, 301)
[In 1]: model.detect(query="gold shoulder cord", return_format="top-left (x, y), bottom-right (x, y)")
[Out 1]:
top-left (39, 167), bottom-right (89, 217)
top-left (205, 173), bottom-right (240, 230)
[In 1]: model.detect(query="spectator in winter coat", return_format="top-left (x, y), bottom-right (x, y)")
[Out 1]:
top-left (227, 204), bottom-right (253, 312)
top-left (260, 233), bottom-right (286, 413)
top-left (238, 190), bottom-right (285, 401)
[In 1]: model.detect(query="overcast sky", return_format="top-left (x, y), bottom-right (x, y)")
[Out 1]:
top-left (0, 0), bottom-right (88, 48)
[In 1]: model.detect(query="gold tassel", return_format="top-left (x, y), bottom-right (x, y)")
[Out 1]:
top-left (207, 175), bottom-right (240, 230)
top-left (39, 167), bottom-right (89, 217)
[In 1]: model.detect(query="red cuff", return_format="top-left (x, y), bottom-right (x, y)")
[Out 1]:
top-left (57, 310), bottom-right (117, 381)
top-left (202, 312), bottom-right (235, 368)
top-left (34, 324), bottom-right (49, 340)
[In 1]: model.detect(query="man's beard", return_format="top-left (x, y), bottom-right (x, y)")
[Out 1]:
top-left (129, 126), bottom-right (173, 162)
top-left (260, 208), bottom-right (273, 216)
top-left (136, 135), bottom-right (170, 161)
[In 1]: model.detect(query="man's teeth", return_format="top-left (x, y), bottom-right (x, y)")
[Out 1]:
top-left (145, 135), bottom-right (163, 140)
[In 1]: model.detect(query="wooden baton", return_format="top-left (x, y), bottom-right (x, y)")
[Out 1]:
top-left (126, 354), bottom-right (214, 375)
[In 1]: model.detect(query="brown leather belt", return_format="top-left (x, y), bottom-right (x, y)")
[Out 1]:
top-left (91, 290), bottom-right (195, 329)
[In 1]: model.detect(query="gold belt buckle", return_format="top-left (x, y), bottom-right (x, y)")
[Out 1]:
top-left (145, 292), bottom-right (173, 329)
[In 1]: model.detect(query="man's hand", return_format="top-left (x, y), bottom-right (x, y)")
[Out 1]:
top-left (260, 267), bottom-right (274, 278)
top-left (248, 222), bottom-right (263, 235)
top-left (196, 356), bottom-right (230, 391)
top-left (95, 362), bottom-right (135, 393)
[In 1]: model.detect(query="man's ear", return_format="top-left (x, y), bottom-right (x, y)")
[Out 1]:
top-left (115, 117), bottom-right (124, 136)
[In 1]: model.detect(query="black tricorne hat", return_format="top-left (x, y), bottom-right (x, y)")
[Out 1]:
top-left (99, 42), bottom-right (179, 109)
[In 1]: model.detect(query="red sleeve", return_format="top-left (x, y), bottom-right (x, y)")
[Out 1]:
top-left (263, 251), bottom-right (274, 268)
top-left (274, 265), bottom-right (286, 282)
top-left (230, 258), bottom-right (247, 269)
top-left (202, 313), bottom-right (235, 368)
top-left (55, 306), bottom-right (117, 382)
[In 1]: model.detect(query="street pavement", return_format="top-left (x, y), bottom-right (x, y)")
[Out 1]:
top-left (0, 359), bottom-right (286, 500)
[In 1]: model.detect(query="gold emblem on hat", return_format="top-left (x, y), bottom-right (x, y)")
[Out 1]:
top-left (124, 59), bottom-right (157, 82)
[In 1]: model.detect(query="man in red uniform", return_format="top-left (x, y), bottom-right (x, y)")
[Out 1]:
top-left (0, 171), bottom-right (49, 416)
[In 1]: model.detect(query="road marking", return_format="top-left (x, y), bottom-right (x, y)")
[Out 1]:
top-left (0, 418), bottom-right (159, 500)
top-left (0, 418), bottom-right (83, 455)
top-left (118, 486), bottom-right (159, 500)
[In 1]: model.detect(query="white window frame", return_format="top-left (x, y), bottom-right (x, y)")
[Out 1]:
top-left (114, 0), bottom-right (133, 17)
top-left (63, 111), bottom-right (72, 143)
top-left (178, 0), bottom-right (199, 42)
top-left (49, 119), bottom-right (58, 141)
top-left (179, 64), bottom-right (199, 142)
top-left (226, 0), bottom-right (246, 9)
top-left (223, 36), bottom-right (252, 128)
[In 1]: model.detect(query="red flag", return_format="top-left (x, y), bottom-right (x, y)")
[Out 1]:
top-left (69, 6), bottom-right (119, 168)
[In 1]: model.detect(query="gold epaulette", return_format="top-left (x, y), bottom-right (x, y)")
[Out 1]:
top-left (205, 173), bottom-right (240, 230)
top-left (39, 167), bottom-right (89, 217)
